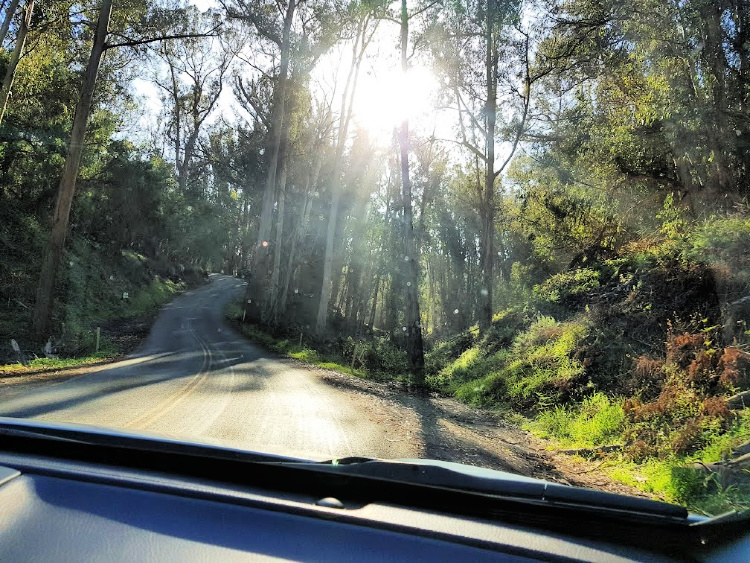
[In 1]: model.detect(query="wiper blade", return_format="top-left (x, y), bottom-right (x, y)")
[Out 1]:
top-left (0, 417), bottom-right (306, 464)
top-left (691, 509), bottom-right (750, 527)
top-left (294, 457), bottom-right (687, 519)
top-left (0, 418), bottom-right (689, 520)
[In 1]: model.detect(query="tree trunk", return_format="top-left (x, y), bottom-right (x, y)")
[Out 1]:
top-left (398, 0), bottom-right (425, 383)
top-left (280, 157), bottom-right (318, 316)
top-left (479, 0), bottom-right (497, 333)
top-left (0, 0), bottom-right (32, 126)
top-left (251, 0), bottom-right (295, 318)
top-left (268, 161), bottom-right (287, 323)
top-left (368, 273), bottom-right (380, 330)
top-left (316, 190), bottom-right (341, 334)
top-left (32, 0), bottom-right (112, 338)
top-left (0, 0), bottom-right (20, 47)
top-left (315, 21), bottom-right (368, 335)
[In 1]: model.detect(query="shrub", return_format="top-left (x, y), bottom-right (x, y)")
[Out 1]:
top-left (453, 317), bottom-right (588, 410)
top-left (424, 332), bottom-right (476, 375)
top-left (686, 216), bottom-right (750, 282)
top-left (429, 346), bottom-right (509, 391)
top-left (624, 383), bottom-right (735, 457)
top-left (533, 268), bottom-right (600, 304)
top-left (718, 347), bottom-right (750, 389)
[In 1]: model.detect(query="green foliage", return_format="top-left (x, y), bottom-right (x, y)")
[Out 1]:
top-left (685, 215), bottom-right (750, 301)
top-left (0, 354), bottom-right (114, 375)
top-left (342, 336), bottom-right (408, 375)
top-left (424, 332), bottom-right (476, 376)
top-left (657, 193), bottom-right (688, 242)
top-left (453, 317), bottom-right (588, 409)
top-left (530, 393), bottom-right (625, 447)
top-left (533, 268), bottom-right (600, 303)
top-left (428, 347), bottom-right (508, 391)
top-left (228, 314), bottom-right (370, 379)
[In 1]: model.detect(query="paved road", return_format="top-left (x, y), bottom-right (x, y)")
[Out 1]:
top-left (0, 275), bottom-right (414, 460)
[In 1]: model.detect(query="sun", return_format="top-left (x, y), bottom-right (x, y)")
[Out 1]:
top-left (353, 64), bottom-right (438, 140)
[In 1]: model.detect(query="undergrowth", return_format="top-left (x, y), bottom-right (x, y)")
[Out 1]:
top-left (225, 300), bottom-right (374, 380)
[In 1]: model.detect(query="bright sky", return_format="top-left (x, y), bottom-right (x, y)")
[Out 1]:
top-left (131, 0), bottom-right (450, 149)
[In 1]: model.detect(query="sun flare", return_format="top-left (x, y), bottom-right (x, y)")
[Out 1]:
top-left (353, 65), bottom-right (438, 138)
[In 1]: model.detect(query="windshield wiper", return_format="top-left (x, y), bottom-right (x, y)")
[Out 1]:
top-left (286, 457), bottom-right (689, 519)
top-left (0, 417), bottom-right (710, 522)
top-left (0, 417), bottom-right (306, 464)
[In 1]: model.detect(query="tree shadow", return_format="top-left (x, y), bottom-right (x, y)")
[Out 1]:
top-left (319, 374), bottom-right (564, 482)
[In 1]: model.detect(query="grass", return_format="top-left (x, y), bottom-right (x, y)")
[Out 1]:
top-left (449, 316), bottom-right (588, 409)
top-left (2, 254), bottom-right (186, 368)
top-left (0, 352), bottom-right (117, 375)
top-left (527, 392), bottom-right (625, 448)
top-left (225, 302), bottom-right (372, 379)
top-left (526, 403), bottom-right (750, 515)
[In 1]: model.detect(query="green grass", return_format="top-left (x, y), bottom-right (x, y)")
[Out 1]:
top-left (450, 316), bottom-right (588, 409)
top-left (604, 456), bottom-right (750, 515)
top-left (225, 303), bottom-right (372, 379)
top-left (527, 392), bottom-right (625, 448)
top-left (0, 352), bottom-right (117, 375)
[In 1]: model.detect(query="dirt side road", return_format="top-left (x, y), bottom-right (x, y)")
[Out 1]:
top-left (0, 275), bottom-right (646, 498)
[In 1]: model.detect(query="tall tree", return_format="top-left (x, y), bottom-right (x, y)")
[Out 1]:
top-left (32, 0), bottom-right (220, 337)
top-left (224, 0), bottom-right (299, 321)
top-left (0, 0), bottom-right (20, 46)
top-left (316, 6), bottom-right (379, 335)
top-left (431, 0), bottom-right (538, 330)
top-left (32, 0), bottom-right (112, 338)
top-left (398, 0), bottom-right (425, 381)
top-left (0, 0), bottom-right (33, 125)
top-left (154, 7), bottom-right (234, 193)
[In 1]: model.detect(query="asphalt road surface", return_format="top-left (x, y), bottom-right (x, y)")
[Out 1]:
top-left (0, 275), bottom-right (419, 460)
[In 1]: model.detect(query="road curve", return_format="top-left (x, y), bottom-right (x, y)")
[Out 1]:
top-left (0, 275), bottom-right (417, 460)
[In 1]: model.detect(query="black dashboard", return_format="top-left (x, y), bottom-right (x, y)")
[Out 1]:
top-left (0, 421), bottom-right (748, 561)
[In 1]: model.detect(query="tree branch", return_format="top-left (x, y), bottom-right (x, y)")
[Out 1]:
top-left (105, 27), bottom-right (221, 50)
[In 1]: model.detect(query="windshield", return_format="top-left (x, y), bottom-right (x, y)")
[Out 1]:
top-left (0, 0), bottom-right (748, 518)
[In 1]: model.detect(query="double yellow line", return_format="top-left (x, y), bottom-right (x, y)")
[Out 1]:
top-left (124, 314), bottom-right (213, 430)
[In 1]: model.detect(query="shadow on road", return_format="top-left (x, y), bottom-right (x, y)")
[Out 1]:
top-left (0, 347), bottom-right (270, 420)
top-left (318, 373), bottom-right (560, 481)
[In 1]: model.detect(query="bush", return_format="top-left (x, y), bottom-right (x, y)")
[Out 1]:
top-left (686, 215), bottom-right (750, 284)
top-left (533, 268), bottom-right (600, 304)
top-left (424, 332), bottom-right (476, 376)
top-left (429, 347), bottom-right (508, 391)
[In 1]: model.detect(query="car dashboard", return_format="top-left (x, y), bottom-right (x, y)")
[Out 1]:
top-left (0, 421), bottom-right (748, 561)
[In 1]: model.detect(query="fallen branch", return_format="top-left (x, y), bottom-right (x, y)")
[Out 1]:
top-left (727, 390), bottom-right (750, 410)
top-left (553, 444), bottom-right (624, 457)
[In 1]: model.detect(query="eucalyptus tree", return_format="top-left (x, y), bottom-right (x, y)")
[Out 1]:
top-left (224, 0), bottom-right (341, 322)
top-left (223, 0), bottom-right (301, 322)
top-left (0, 0), bottom-right (20, 46)
top-left (32, 0), bottom-right (222, 338)
top-left (153, 5), bottom-right (236, 194)
top-left (32, 0), bottom-right (112, 338)
top-left (316, 0), bottom-right (384, 335)
top-left (0, 0), bottom-right (33, 125)
top-left (555, 0), bottom-right (750, 204)
top-left (392, 0), bottom-right (447, 380)
top-left (429, 0), bottom-right (546, 331)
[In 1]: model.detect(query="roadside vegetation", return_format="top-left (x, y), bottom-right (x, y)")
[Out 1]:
top-left (229, 213), bottom-right (750, 515)
top-left (1, 244), bottom-right (195, 370)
